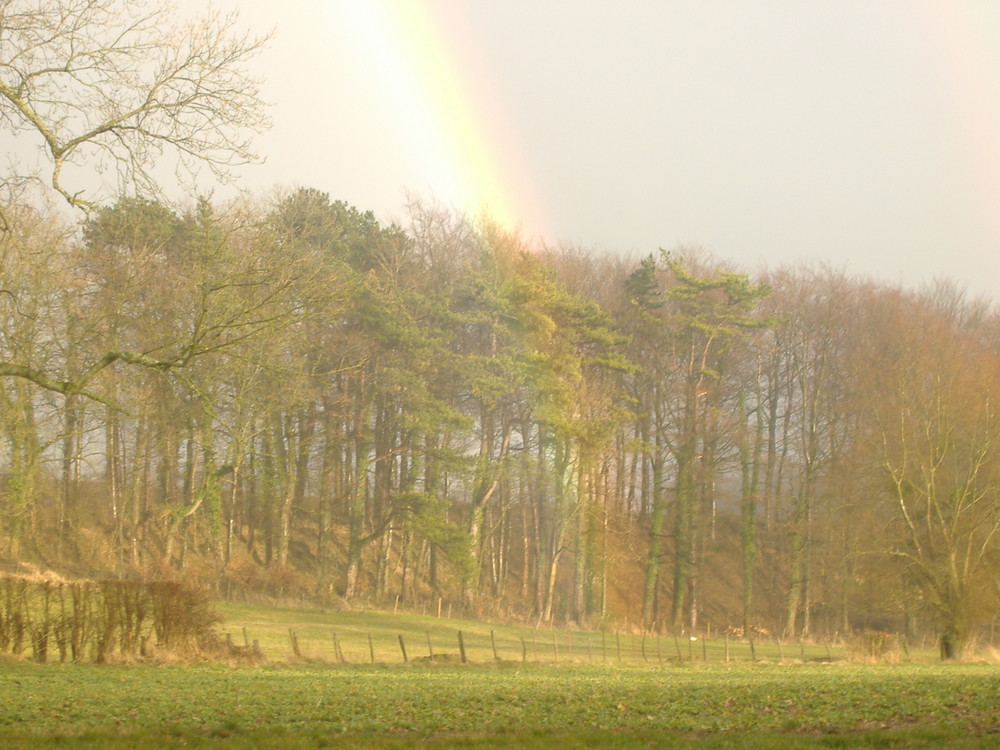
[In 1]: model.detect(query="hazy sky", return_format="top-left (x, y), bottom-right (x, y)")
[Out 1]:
top-left (187, 0), bottom-right (1000, 301)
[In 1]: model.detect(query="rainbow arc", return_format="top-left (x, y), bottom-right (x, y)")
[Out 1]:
top-left (342, 0), bottom-right (547, 242)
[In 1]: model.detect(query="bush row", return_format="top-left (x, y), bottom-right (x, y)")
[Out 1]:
top-left (0, 577), bottom-right (221, 663)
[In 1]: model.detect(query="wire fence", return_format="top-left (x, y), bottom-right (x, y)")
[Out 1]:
top-left (224, 624), bottom-right (858, 666)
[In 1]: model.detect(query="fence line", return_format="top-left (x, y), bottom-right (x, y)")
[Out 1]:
top-left (263, 626), bottom-right (852, 666)
top-left (0, 577), bottom-right (932, 666)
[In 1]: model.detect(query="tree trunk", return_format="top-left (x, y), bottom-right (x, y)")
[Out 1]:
top-left (738, 392), bottom-right (763, 632)
top-left (641, 443), bottom-right (665, 626)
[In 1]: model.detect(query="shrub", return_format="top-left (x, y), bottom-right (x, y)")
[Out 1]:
top-left (846, 630), bottom-right (901, 663)
top-left (0, 576), bottom-right (222, 663)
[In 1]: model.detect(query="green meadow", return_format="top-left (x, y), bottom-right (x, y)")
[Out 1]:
top-left (1, 602), bottom-right (998, 749)
top-left (213, 601), bottom-right (848, 665)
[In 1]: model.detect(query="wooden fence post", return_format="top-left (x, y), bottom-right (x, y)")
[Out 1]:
top-left (398, 634), bottom-right (408, 663)
top-left (458, 630), bottom-right (467, 663)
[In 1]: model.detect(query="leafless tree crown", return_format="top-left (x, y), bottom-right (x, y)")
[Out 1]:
top-left (0, 0), bottom-right (270, 211)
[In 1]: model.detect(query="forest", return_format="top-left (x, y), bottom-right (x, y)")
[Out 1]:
top-left (2, 189), bottom-right (999, 660)
top-left (2, 0), bottom-right (999, 662)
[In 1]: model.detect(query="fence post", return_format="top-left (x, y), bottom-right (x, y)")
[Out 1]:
top-left (368, 633), bottom-right (375, 664)
top-left (490, 630), bottom-right (499, 661)
top-left (398, 634), bottom-right (408, 663)
top-left (457, 630), bottom-right (467, 663)
top-left (426, 630), bottom-right (434, 659)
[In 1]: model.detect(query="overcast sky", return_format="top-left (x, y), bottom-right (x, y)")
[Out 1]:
top-left (188, 0), bottom-right (1000, 301)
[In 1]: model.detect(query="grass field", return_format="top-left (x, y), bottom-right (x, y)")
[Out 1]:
top-left (1, 602), bottom-right (997, 748)
top-left (213, 601), bottom-right (861, 666)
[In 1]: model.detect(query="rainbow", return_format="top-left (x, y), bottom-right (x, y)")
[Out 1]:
top-left (341, 1), bottom-right (547, 242)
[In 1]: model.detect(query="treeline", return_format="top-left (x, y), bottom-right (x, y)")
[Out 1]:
top-left (2, 189), bottom-right (999, 658)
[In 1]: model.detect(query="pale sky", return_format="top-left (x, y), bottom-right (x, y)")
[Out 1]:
top-left (191, 1), bottom-right (1000, 300)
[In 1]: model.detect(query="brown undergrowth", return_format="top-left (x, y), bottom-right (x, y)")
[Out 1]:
top-left (0, 567), bottom-right (251, 664)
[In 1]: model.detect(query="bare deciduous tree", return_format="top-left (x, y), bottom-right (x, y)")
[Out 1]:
top-left (0, 0), bottom-right (271, 397)
top-left (0, 0), bottom-right (269, 214)
top-left (863, 288), bottom-right (1000, 659)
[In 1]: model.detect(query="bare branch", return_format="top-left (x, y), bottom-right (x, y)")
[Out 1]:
top-left (0, 0), bottom-right (271, 210)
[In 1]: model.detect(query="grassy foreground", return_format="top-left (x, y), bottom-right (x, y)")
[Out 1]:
top-left (3, 660), bottom-right (1000, 748)
top-left (2, 602), bottom-right (998, 748)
